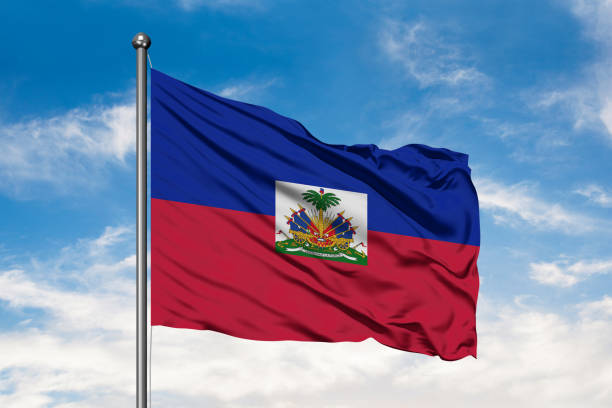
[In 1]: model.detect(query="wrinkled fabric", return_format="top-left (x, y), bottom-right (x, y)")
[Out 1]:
top-left (151, 69), bottom-right (480, 360)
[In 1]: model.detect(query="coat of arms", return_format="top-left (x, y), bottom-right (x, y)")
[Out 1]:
top-left (275, 181), bottom-right (367, 265)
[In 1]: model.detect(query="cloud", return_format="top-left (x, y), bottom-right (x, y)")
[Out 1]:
top-left (1, 227), bottom-right (612, 406)
top-left (530, 257), bottom-right (612, 287)
top-left (529, 262), bottom-right (579, 287)
top-left (88, 225), bottom-right (133, 256)
top-left (392, 297), bottom-right (612, 408)
top-left (377, 111), bottom-right (424, 149)
top-left (570, 0), bottom-right (612, 44)
top-left (528, 86), bottom-right (606, 136)
top-left (377, 94), bottom-right (480, 150)
top-left (380, 20), bottom-right (487, 88)
top-left (579, 295), bottom-right (612, 318)
top-left (0, 267), bottom-right (134, 333)
top-left (0, 226), bottom-right (137, 406)
top-left (376, 18), bottom-right (491, 151)
top-left (575, 184), bottom-right (612, 207)
top-left (0, 102), bottom-right (135, 197)
top-left (217, 78), bottom-right (278, 101)
top-left (0, 226), bottom-right (135, 333)
top-left (475, 177), bottom-right (596, 233)
top-left (600, 98), bottom-right (612, 136)
top-left (529, 0), bottom-right (612, 142)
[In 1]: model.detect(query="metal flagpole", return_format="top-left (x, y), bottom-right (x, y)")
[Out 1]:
top-left (132, 32), bottom-right (151, 408)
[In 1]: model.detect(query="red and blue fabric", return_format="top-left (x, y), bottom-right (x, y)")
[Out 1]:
top-left (151, 69), bottom-right (480, 360)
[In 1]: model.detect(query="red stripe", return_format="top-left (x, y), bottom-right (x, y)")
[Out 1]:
top-left (152, 198), bottom-right (479, 360)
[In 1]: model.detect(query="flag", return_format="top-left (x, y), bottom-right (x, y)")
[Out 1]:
top-left (150, 69), bottom-right (480, 360)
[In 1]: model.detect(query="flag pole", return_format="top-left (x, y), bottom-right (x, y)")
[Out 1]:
top-left (132, 32), bottom-right (151, 408)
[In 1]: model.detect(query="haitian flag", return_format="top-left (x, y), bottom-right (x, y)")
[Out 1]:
top-left (151, 69), bottom-right (480, 360)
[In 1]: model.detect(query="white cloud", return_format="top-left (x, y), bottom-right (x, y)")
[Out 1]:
top-left (530, 0), bottom-right (612, 142)
top-left (377, 112), bottom-right (423, 150)
top-left (88, 225), bottom-right (133, 256)
top-left (1, 227), bottom-right (612, 406)
top-left (475, 177), bottom-right (596, 233)
top-left (376, 19), bottom-right (491, 151)
top-left (380, 20), bottom-right (487, 88)
top-left (529, 262), bottom-right (579, 287)
top-left (377, 95), bottom-right (478, 150)
top-left (0, 226), bottom-right (137, 406)
top-left (570, 0), bottom-right (612, 44)
top-left (0, 102), bottom-right (135, 197)
top-left (0, 268), bottom-right (133, 333)
top-left (392, 298), bottom-right (612, 407)
top-left (530, 257), bottom-right (612, 287)
top-left (529, 86), bottom-right (606, 137)
top-left (599, 98), bottom-right (612, 136)
top-left (579, 295), bottom-right (612, 318)
top-left (218, 78), bottom-right (278, 101)
top-left (575, 183), bottom-right (612, 207)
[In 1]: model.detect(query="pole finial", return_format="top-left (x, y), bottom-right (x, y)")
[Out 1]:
top-left (132, 32), bottom-right (151, 50)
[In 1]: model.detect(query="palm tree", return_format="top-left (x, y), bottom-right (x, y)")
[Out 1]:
top-left (302, 188), bottom-right (341, 222)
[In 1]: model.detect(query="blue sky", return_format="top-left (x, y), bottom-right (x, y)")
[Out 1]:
top-left (1, 0), bottom-right (611, 406)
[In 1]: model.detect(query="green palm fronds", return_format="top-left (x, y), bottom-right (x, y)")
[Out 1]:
top-left (302, 189), bottom-right (341, 212)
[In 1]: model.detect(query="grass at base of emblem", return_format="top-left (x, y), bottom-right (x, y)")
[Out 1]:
top-left (275, 239), bottom-right (367, 266)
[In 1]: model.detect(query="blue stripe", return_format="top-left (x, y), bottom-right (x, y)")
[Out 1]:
top-left (151, 69), bottom-right (480, 246)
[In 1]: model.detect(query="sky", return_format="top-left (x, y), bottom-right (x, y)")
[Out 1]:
top-left (1, 0), bottom-right (611, 406)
